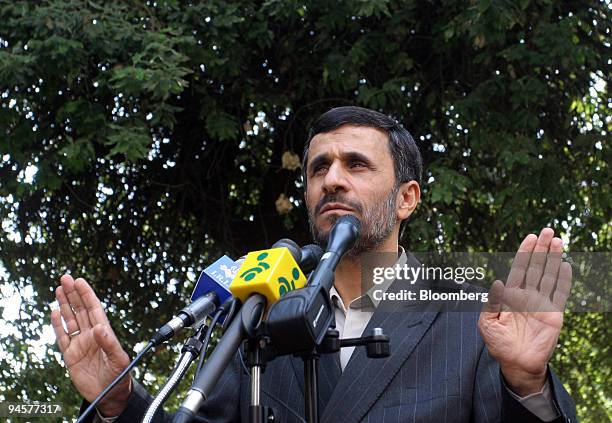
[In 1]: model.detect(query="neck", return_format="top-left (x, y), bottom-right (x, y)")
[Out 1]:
top-left (333, 231), bottom-right (399, 307)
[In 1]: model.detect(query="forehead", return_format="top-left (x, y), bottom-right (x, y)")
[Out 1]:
top-left (307, 124), bottom-right (391, 160)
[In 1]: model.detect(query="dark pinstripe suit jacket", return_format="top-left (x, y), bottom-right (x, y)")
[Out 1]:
top-left (103, 297), bottom-right (578, 423)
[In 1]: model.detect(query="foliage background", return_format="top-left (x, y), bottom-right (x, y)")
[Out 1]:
top-left (0, 0), bottom-right (609, 421)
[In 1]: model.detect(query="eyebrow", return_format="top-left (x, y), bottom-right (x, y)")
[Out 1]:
top-left (308, 151), bottom-right (375, 175)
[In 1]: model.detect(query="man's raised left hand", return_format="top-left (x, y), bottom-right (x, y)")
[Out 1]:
top-left (478, 228), bottom-right (572, 396)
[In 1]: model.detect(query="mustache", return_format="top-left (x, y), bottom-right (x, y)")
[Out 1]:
top-left (314, 193), bottom-right (363, 215)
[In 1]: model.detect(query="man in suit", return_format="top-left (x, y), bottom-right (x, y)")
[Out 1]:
top-left (52, 106), bottom-right (578, 422)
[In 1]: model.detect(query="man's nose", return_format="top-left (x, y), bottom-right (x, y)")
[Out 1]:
top-left (322, 162), bottom-right (349, 194)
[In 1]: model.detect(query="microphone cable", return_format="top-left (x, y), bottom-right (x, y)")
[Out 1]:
top-left (193, 306), bottom-right (227, 383)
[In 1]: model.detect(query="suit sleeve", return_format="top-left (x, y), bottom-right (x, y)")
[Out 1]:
top-left (77, 353), bottom-right (243, 423)
top-left (471, 346), bottom-right (578, 423)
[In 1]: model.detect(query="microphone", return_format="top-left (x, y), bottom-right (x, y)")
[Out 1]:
top-left (229, 239), bottom-right (308, 307)
top-left (151, 256), bottom-right (240, 346)
top-left (271, 238), bottom-right (302, 260)
top-left (300, 244), bottom-right (325, 274)
top-left (157, 242), bottom-right (320, 347)
top-left (265, 215), bottom-right (361, 355)
top-left (308, 214), bottom-right (360, 291)
top-left (172, 239), bottom-right (310, 422)
top-left (190, 255), bottom-right (240, 303)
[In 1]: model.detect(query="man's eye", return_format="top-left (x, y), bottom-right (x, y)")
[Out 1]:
top-left (312, 165), bottom-right (328, 174)
top-left (350, 161), bottom-right (367, 168)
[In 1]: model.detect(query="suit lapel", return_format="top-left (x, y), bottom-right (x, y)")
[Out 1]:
top-left (289, 354), bottom-right (304, 396)
top-left (317, 350), bottom-right (342, 410)
top-left (321, 305), bottom-right (438, 423)
top-left (321, 251), bottom-right (440, 423)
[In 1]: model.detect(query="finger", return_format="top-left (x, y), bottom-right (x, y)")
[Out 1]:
top-left (529, 289), bottom-right (549, 313)
top-left (524, 228), bottom-right (555, 291)
top-left (93, 324), bottom-right (130, 370)
top-left (539, 237), bottom-right (563, 298)
top-left (74, 277), bottom-right (109, 327)
top-left (60, 275), bottom-right (92, 330)
top-left (481, 280), bottom-right (504, 319)
top-left (506, 233), bottom-right (537, 288)
top-left (535, 296), bottom-right (559, 313)
top-left (502, 287), bottom-right (530, 312)
top-left (56, 285), bottom-right (80, 335)
top-left (51, 309), bottom-right (70, 353)
top-left (552, 262), bottom-right (572, 310)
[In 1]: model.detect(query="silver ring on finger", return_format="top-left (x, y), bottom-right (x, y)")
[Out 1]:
top-left (69, 330), bottom-right (81, 338)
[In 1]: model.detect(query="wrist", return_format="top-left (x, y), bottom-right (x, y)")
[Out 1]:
top-left (501, 365), bottom-right (547, 397)
top-left (97, 377), bottom-right (132, 417)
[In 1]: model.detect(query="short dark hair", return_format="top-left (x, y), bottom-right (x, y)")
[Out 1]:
top-left (301, 106), bottom-right (423, 190)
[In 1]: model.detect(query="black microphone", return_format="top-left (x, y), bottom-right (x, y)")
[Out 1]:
top-left (273, 238), bottom-right (302, 262)
top-left (150, 292), bottom-right (218, 346)
top-left (308, 214), bottom-right (360, 291)
top-left (300, 244), bottom-right (324, 274)
top-left (265, 215), bottom-right (361, 356)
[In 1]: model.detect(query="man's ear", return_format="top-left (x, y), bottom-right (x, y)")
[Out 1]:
top-left (396, 181), bottom-right (420, 221)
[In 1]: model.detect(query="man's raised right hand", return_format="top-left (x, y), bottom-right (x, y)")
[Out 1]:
top-left (50, 274), bottom-right (132, 417)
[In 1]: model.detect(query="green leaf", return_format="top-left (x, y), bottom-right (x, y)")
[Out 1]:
top-left (205, 111), bottom-right (238, 141)
top-left (59, 137), bottom-right (95, 172)
top-left (104, 125), bottom-right (151, 162)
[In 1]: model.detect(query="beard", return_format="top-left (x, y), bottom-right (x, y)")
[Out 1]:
top-left (308, 185), bottom-right (399, 257)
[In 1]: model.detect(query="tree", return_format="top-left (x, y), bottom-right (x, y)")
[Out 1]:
top-left (0, 1), bottom-right (609, 421)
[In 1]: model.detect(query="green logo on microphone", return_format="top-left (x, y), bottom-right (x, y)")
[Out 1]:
top-left (278, 267), bottom-right (301, 296)
top-left (239, 252), bottom-right (271, 281)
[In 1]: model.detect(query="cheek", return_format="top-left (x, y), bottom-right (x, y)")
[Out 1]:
top-left (363, 185), bottom-right (393, 211)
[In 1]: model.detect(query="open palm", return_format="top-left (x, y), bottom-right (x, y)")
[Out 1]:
top-left (478, 228), bottom-right (572, 394)
top-left (50, 275), bottom-right (131, 416)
